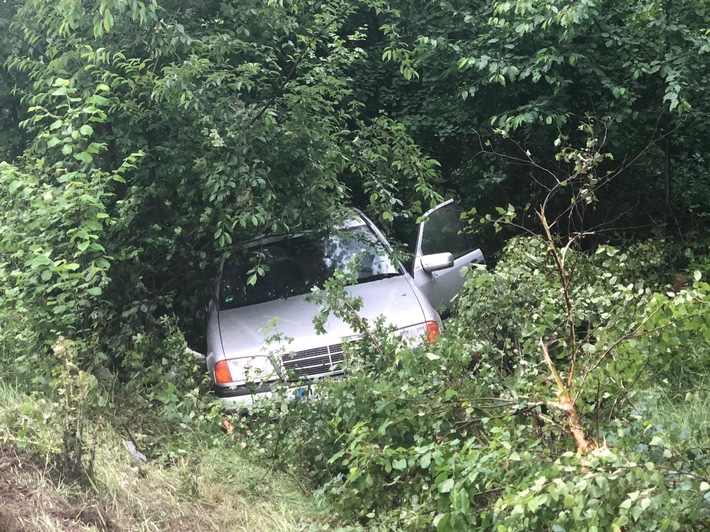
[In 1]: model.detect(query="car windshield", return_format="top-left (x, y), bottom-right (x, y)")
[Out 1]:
top-left (219, 223), bottom-right (400, 310)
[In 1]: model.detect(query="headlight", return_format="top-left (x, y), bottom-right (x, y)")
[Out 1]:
top-left (213, 356), bottom-right (275, 385)
top-left (395, 320), bottom-right (441, 346)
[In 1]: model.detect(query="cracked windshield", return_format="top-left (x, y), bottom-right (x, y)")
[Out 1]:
top-left (220, 223), bottom-right (398, 310)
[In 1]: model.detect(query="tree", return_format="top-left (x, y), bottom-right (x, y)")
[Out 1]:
top-left (0, 0), bottom-right (30, 160)
top-left (0, 0), bottom-right (442, 366)
top-left (359, 0), bottom-right (710, 234)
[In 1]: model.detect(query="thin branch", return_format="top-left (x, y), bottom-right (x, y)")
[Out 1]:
top-left (575, 303), bottom-right (668, 400)
top-left (245, 2), bottom-right (352, 128)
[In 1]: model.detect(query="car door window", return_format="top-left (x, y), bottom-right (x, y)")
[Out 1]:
top-left (413, 199), bottom-right (484, 311)
top-left (420, 202), bottom-right (472, 258)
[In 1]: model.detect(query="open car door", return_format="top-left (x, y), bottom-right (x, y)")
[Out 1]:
top-left (412, 199), bottom-right (484, 311)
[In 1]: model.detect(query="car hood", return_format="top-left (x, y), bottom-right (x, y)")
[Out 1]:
top-left (209, 275), bottom-right (427, 359)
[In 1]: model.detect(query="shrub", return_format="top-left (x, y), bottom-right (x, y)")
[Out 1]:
top-left (240, 236), bottom-right (710, 530)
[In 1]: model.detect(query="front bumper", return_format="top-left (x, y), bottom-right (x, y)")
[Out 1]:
top-left (213, 376), bottom-right (335, 411)
top-left (213, 380), bottom-right (278, 409)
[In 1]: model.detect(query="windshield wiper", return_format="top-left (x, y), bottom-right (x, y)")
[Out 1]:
top-left (356, 272), bottom-right (402, 284)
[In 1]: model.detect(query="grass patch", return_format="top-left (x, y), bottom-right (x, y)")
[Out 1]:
top-left (93, 436), bottom-right (321, 531)
top-left (0, 383), bottom-right (325, 531)
top-left (635, 377), bottom-right (710, 450)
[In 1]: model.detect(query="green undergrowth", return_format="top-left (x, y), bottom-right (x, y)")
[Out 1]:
top-left (0, 325), bottom-right (323, 531)
top-left (235, 236), bottom-right (710, 531)
top-left (0, 235), bottom-right (708, 531)
top-left (0, 381), bottom-right (323, 531)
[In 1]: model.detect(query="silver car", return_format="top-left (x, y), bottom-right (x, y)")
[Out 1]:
top-left (206, 199), bottom-right (484, 407)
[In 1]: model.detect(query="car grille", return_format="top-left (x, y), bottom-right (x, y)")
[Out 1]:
top-left (282, 343), bottom-right (344, 380)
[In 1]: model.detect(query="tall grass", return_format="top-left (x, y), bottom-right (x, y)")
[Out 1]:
top-left (0, 384), bottom-right (324, 531)
top-left (93, 435), bottom-right (322, 531)
top-left (637, 378), bottom-right (710, 450)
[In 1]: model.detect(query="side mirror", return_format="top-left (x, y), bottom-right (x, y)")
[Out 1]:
top-left (420, 252), bottom-right (454, 273)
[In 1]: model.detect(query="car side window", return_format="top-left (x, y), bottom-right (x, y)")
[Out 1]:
top-left (421, 203), bottom-right (473, 258)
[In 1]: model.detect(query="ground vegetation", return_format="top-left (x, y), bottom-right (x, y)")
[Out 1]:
top-left (0, 1), bottom-right (708, 530)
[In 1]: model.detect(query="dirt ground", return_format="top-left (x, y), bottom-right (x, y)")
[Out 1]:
top-left (0, 444), bottom-right (113, 532)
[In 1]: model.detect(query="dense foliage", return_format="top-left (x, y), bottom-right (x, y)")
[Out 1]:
top-left (0, 0), bottom-right (709, 530)
top-left (357, 0), bottom-right (710, 233)
top-left (239, 234), bottom-right (710, 530)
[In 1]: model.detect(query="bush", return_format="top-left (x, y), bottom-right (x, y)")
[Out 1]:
top-left (239, 236), bottom-right (710, 530)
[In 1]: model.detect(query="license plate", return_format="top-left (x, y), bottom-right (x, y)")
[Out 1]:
top-left (295, 385), bottom-right (311, 401)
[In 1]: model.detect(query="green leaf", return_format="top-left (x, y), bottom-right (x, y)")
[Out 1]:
top-left (420, 453), bottom-right (431, 469)
top-left (102, 10), bottom-right (114, 33)
top-left (527, 497), bottom-right (539, 512)
top-left (91, 94), bottom-right (110, 106)
top-left (438, 478), bottom-right (454, 493)
top-left (392, 458), bottom-right (407, 470)
top-left (74, 151), bottom-right (93, 163)
top-left (581, 343), bottom-right (596, 354)
top-left (455, 489), bottom-right (470, 513)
